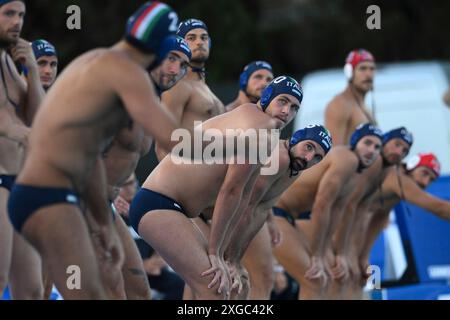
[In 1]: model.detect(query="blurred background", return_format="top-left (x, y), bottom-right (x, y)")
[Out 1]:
top-left (23, 0), bottom-right (450, 174)
top-left (24, 0), bottom-right (450, 83)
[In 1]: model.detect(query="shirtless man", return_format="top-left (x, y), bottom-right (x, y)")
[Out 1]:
top-left (129, 76), bottom-right (303, 299)
top-left (95, 35), bottom-right (191, 299)
top-left (0, 0), bottom-right (45, 299)
top-left (271, 123), bottom-right (383, 299)
top-left (156, 18), bottom-right (224, 159)
top-left (224, 61), bottom-right (276, 299)
top-left (224, 125), bottom-right (332, 299)
top-left (325, 49), bottom-right (376, 145)
top-left (7, 2), bottom-right (184, 299)
top-left (330, 127), bottom-right (413, 299)
top-left (31, 39), bottom-right (58, 91)
top-left (154, 18), bottom-right (225, 299)
top-left (225, 60), bottom-right (274, 112)
top-left (351, 153), bottom-right (450, 299)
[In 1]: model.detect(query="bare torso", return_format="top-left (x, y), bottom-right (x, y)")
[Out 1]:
top-left (370, 166), bottom-right (402, 212)
top-left (103, 124), bottom-right (153, 188)
top-left (325, 89), bottom-right (374, 145)
top-left (180, 78), bottom-right (224, 128)
top-left (143, 104), bottom-right (279, 217)
top-left (18, 49), bottom-right (138, 192)
top-left (0, 51), bottom-right (27, 174)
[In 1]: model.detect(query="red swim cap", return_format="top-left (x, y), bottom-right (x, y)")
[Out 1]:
top-left (406, 153), bottom-right (441, 177)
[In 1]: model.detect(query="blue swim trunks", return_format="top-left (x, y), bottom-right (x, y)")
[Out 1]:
top-left (8, 184), bottom-right (80, 232)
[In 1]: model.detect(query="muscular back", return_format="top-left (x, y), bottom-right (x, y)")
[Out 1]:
top-left (325, 90), bottom-right (374, 145)
top-left (20, 49), bottom-right (150, 190)
top-left (143, 104), bottom-right (279, 217)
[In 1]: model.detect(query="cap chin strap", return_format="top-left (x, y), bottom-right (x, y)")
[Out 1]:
top-left (190, 66), bottom-right (206, 79)
top-left (356, 160), bottom-right (366, 173)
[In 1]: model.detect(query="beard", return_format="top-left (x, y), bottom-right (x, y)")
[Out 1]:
top-left (191, 53), bottom-right (208, 64)
top-left (289, 151), bottom-right (307, 172)
top-left (0, 37), bottom-right (16, 49)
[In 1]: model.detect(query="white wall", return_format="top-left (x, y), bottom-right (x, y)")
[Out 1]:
top-left (294, 61), bottom-right (450, 174)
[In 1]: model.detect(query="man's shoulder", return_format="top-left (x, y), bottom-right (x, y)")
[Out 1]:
top-left (232, 103), bottom-right (260, 114)
top-left (88, 49), bottom-right (145, 75)
top-left (325, 91), bottom-right (352, 111)
top-left (329, 145), bottom-right (355, 161)
top-left (164, 78), bottom-right (193, 98)
top-left (321, 146), bottom-right (358, 174)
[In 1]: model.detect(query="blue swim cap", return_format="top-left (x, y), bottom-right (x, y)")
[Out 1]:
top-left (382, 127), bottom-right (413, 147)
top-left (125, 2), bottom-right (178, 61)
top-left (239, 61), bottom-right (273, 91)
top-left (0, 0), bottom-right (24, 6)
top-left (177, 18), bottom-right (208, 38)
top-left (31, 39), bottom-right (57, 60)
top-left (260, 76), bottom-right (303, 111)
top-left (290, 124), bottom-right (332, 155)
top-left (350, 123), bottom-right (383, 150)
top-left (158, 35), bottom-right (191, 63)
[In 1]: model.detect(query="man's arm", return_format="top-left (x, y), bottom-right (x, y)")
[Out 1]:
top-left (358, 208), bottom-right (391, 266)
top-left (155, 83), bottom-right (190, 160)
top-left (225, 167), bottom-right (296, 263)
top-left (111, 56), bottom-right (179, 154)
top-left (10, 39), bottom-right (45, 125)
top-left (309, 160), bottom-right (354, 257)
top-left (208, 164), bottom-right (259, 257)
top-left (396, 173), bottom-right (450, 220)
top-left (324, 98), bottom-right (350, 145)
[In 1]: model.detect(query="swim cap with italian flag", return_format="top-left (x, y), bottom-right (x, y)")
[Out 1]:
top-left (125, 2), bottom-right (179, 60)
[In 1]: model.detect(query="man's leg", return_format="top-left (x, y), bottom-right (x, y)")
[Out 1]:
top-left (273, 217), bottom-right (325, 300)
top-left (41, 262), bottom-right (53, 300)
top-left (9, 231), bottom-right (44, 299)
top-left (182, 217), bottom-right (210, 300)
top-left (84, 159), bottom-right (126, 299)
top-left (22, 204), bottom-right (107, 299)
top-left (0, 189), bottom-right (13, 295)
top-left (115, 214), bottom-right (151, 300)
top-left (138, 211), bottom-right (227, 300)
top-left (242, 223), bottom-right (274, 300)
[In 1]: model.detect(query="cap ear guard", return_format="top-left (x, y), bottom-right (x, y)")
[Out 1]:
top-left (406, 155), bottom-right (421, 171)
top-left (239, 71), bottom-right (249, 91)
top-left (260, 85), bottom-right (273, 110)
top-left (344, 63), bottom-right (353, 80)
